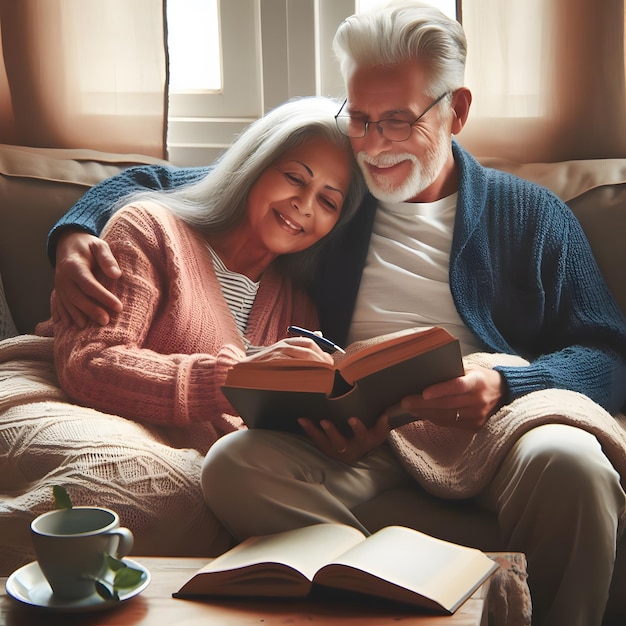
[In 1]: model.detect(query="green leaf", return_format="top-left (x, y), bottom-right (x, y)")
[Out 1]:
top-left (105, 555), bottom-right (127, 572)
top-left (114, 566), bottom-right (145, 589)
top-left (95, 579), bottom-right (114, 601)
top-left (103, 555), bottom-right (145, 595)
top-left (52, 485), bottom-right (73, 510)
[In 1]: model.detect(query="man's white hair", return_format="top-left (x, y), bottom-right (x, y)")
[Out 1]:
top-left (332, 0), bottom-right (467, 98)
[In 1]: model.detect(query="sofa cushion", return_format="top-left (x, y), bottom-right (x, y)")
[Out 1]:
top-left (567, 184), bottom-right (626, 316)
top-left (0, 144), bottom-right (167, 333)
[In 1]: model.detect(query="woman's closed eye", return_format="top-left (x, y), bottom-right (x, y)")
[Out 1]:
top-left (284, 172), bottom-right (305, 186)
top-left (319, 195), bottom-right (338, 212)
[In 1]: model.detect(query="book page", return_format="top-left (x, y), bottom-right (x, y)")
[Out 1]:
top-left (224, 359), bottom-right (335, 392)
top-left (336, 326), bottom-right (456, 384)
top-left (336, 327), bottom-right (434, 363)
top-left (314, 526), bottom-right (497, 612)
top-left (196, 523), bottom-right (366, 582)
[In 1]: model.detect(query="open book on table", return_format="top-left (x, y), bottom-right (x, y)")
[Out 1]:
top-left (173, 523), bottom-right (498, 614)
top-left (221, 325), bottom-right (464, 436)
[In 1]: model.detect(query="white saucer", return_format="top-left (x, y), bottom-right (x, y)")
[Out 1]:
top-left (5, 557), bottom-right (151, 612)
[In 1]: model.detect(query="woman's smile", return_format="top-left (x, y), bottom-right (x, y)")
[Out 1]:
top-left (273, 208), bottom-right (305, 235)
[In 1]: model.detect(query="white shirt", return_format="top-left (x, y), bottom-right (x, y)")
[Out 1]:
top-left (347, 193), bottom-right (484, 356)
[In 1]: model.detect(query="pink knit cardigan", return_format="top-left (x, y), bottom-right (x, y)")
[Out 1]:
top-left (38, 202), bottom-right (318, 450)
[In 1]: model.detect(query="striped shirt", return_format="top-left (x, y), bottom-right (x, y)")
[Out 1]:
top-left (206, 245), bottom-right (259, 345)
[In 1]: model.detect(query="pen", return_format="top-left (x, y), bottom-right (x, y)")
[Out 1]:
top-left (287, 325), bottom-right (346, 354)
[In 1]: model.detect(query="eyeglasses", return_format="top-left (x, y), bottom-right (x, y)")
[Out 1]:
top-left (334, 92), bottom-right (449, 142)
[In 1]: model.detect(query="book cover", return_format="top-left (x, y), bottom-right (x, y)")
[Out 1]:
top-left (173, 523), bottom-right (498, 614)
top-left (221, 326), bottom-right (464, 436)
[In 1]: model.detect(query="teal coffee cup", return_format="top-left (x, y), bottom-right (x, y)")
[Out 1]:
top-left (31, 506), bottom-right (134, 600)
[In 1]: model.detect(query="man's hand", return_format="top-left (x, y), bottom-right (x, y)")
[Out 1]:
top-left (53, 231), bottom-right (123, 328)
top-left (297, 414), bottom-right (391, 463)
top-left (394, 364), bottom-right (506, 430)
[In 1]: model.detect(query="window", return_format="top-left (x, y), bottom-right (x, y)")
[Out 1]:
top-left (167, 0), bottom-right (221, 92)
top-left (166, 0), bottom-right (262, 166)
top-left (166, 1), bottom-right (459, 166)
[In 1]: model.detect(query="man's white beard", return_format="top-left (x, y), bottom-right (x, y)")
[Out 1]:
top-left (356, 130), bottom-right (450, 203)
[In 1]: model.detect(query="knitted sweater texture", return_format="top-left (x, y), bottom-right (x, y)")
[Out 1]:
top-left (314, 143), bottom-right (626, 412)
top-left (39, 203), bottom-right (318, 450)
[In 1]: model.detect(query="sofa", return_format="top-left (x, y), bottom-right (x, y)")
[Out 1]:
top-left (1, 142), bottom-right (626, 623)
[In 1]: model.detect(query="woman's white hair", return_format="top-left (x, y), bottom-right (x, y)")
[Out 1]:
top-left (332, 0), bottom-right (467, 98)
top-left (121, 96), bottom-right (366, 282)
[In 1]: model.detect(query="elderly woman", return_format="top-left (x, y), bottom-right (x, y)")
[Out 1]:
top-left (38, 96), bottom-right (365, 440)
top-left (0, 96), bottom-right (367, 565)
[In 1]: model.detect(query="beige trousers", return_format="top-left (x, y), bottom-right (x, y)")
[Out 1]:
top-left (202, 423), bottom-right (625, 626)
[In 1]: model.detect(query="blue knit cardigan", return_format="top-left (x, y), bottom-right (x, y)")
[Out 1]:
top-left (49, 142), bottom-right (626, 412)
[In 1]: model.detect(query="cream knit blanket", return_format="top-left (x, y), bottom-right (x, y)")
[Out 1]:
top-left (0, 334), bottom-right (233, 576)
top-left (389, 352), bottom-right (626, 509)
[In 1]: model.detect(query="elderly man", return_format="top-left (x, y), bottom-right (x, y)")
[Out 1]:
top-left (49, 3), bottom-right (626, 625)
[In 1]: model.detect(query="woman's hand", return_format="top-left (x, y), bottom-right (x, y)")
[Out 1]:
top-left (243, 337), bottom-right (334, 364)
top-left (245, 339), bottom-right (392, 461)
top-left (298, 414), bottom-right (391, 463)
top-left (53, 231), bottom-right (123, 328)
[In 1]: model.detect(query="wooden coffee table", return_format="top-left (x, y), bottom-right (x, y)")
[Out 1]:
top-left (1, 556), bottom-right (490, 626)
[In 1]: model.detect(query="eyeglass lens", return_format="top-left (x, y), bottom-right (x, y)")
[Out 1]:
top-left (335, 92), bottom-right (448, 141)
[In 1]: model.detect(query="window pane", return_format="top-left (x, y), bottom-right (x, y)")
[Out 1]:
top-left (167, 0), bottom-right (222, 92)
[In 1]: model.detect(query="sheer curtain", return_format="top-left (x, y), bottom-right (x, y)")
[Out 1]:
top-left (0, 0), bottom-right (167, 158)
top-left (1, 1), bottom-right (624, 164)
top-left (458, 0), bottom-right (626, 162)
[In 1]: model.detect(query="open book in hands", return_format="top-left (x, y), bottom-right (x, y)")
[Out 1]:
top-left (173, 523), bottom-right (498, 614)
top-left (221, 326), bottom-right (464, 436)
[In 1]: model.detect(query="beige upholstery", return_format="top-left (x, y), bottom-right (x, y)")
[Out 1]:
top-left (0, 144), bottom-right (167, 333)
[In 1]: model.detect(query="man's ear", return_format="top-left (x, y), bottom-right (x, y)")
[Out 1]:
top-left (450, 87), bottom-right (472, 135)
